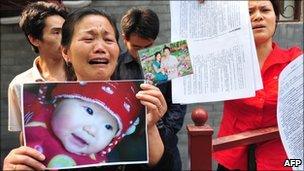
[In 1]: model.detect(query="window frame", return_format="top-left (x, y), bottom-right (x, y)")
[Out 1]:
top-left (278, 0), bottom-right (303, 22)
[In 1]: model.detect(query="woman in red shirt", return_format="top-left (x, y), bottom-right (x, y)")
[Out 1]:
top-left (213, 0), bottom-right (303, 170)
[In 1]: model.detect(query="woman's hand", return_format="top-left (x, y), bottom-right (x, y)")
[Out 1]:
top-left (135, 83), bottom-right (168, 166)
top-left (3, 146), bottom-right (46, 171)
top-left (136, 83), bottom-right (167, 128)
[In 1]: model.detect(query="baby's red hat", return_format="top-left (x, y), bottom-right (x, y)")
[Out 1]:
top-left (51, 81), bottom-right (142, 138)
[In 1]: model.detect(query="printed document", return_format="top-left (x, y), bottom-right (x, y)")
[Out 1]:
top-left (277, 55), bottom-right (303, 171)
top-left (170, 1), bottom-right (262, 103)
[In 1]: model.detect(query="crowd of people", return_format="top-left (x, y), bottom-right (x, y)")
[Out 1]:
top-left (3, 0), bottom-right (303, 170)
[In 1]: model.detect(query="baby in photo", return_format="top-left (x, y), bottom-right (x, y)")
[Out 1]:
top-left (23, 82), bottom-right (144, 169)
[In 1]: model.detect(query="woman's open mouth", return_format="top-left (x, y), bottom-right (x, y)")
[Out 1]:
top-left (88, 57), bottom-right (109, 65)
top-left (253, 25), bottom-right (265, 30)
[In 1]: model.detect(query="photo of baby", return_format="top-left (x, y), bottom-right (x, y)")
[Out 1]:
top-left (138, 40), bottom-right (193, 84)
top-left (22, 81), bottom-right (147, 169)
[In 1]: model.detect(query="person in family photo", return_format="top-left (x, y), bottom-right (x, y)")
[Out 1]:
top-left (23, 82), bottom-right (144, 168)
top-left (152, 51), bottom-right (168, 83)
top-left (161, 46), bottom-right (179, 80)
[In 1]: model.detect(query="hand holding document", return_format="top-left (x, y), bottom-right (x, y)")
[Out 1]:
top-left (170, 1), bottom-right (262, 104)
top-left (277, 55), bottom-right (303, 171)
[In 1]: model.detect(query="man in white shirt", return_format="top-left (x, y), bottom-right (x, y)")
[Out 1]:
top-left (4, 2), bottom-right (69, 170)
top-left (8, 1), bottom-right (69, 132)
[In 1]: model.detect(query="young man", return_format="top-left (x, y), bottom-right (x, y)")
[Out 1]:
top-left (8, 1), bottom-right (68, 132)
top-left (4, 2), bottom-right (68, 170)
top-left (111, 7), bottom-right (186, 171)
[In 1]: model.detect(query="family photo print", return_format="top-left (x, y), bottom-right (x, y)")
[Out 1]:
top-left (138, 40), bottom-right (193, 84)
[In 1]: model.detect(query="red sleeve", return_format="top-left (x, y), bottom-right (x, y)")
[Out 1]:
top-left (288, 46), bottom-right (303, 61)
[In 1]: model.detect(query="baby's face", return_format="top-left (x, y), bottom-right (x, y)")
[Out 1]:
top-left (51, 98), bottom-right (118, 155)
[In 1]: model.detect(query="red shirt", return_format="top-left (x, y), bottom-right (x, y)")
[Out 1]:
top-left (213, 43), bottom-right (302, 170)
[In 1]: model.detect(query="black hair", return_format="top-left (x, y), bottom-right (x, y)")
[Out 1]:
top-left (61, 8), bottom-right (119, 48)
top-left (121, 7), bottom-right (159, 40)
top-left (163, 46), bottom-right (170, 51)
top-left (154, 51), bottom-right (161, 57)
top-left (19, 1), bottom-right (68, 53)
top-left (270, 0), bottom-right (280, 21)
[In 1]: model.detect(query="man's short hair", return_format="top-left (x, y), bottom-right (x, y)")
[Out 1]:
top-left (121, 7), bottom-right (159, 40)
top-left (19, 1), bottom-right (68, 53)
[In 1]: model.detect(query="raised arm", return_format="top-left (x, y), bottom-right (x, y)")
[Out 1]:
top-left (135, 83), bottom-right (169, 166)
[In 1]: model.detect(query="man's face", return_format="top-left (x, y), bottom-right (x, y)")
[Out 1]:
top-left (38, 15), bottom-right (65, 60)
top-left (51, 98), bottom-right (119, 155)
top-left (123, 33), bottom-right (154, 60)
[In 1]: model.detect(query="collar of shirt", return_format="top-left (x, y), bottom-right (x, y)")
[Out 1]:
top-left (121, 51), bottom-right (138, 64)
top-left (115, 51), bottom-right (144, 80)
top-left (32, 56), bottom-right (46, 82)
top-left (261, 42), bottom-right (299, 74)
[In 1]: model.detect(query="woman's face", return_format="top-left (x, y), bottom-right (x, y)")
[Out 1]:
top-left (52, 98), bottom-right (119, 155)
top-left (249, 0), bottom-right (276, 45)
top-left (163, 48), bottom-right (170, 57)
top-left (63, 15), bottom-right (119, 81)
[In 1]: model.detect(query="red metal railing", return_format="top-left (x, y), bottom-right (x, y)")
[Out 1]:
top-left (187, 107), bottom-right (279, 170)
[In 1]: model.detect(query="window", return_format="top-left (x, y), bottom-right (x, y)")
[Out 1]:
top-left (279, 0), bottom-right (303, 22)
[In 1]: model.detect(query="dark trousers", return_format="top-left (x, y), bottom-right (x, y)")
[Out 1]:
top-left (217, 144), bottom-right (257, 171)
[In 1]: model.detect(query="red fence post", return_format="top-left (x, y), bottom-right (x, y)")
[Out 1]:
top-left (187, 107), bottom-right (213, 171)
